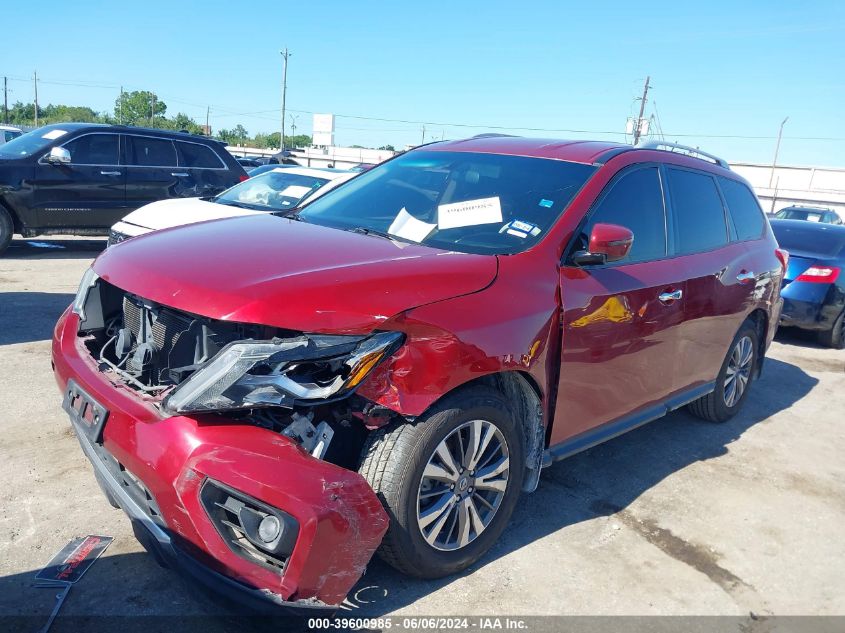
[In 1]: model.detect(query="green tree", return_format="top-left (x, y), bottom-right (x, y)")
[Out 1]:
top-left (114, 90), bottom-right (166, 126)
top-left (378, 144), bottom-right (396, 152)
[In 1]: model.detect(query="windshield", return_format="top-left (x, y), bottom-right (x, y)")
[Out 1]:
top-left (0, 124), bottom-right (72, 159)
top-left (214, 170), bottom-right (331, 211)
top-left (297, 151), bottom-right (596, 255)
top-left (776, 208), bottom-right (828, 223)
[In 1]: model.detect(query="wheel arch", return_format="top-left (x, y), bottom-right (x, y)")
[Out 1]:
top-left (745, 307), bottom-right (769, 379)
top-left (416, 370), bottom-right (546, 493)
top-left (0, 199), bottom-right (23, 234)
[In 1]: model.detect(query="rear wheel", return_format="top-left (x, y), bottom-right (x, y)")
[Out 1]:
top-left (359, 386), bottom-right (524, 578)
top-left (0, 206), bottom-right (13, 256)
top-left (687, 321), bottom-right (759, 423)
top-left (817, 309), bottom-right (845, 349)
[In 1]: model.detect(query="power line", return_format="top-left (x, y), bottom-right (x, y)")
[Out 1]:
top-left (5, 73), bottom-right (845, 142)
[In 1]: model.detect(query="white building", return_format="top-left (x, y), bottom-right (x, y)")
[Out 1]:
top-left (729, 162), bottom-right (845, 216)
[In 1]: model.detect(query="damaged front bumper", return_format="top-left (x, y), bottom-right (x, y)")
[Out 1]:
top-left (52, 308), bottom-right (389, 613)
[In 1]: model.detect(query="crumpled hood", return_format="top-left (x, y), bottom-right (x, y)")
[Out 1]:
top-left (118, 197), bottom-right (263, 234)
top-left (94, 213), bottom-right (497, 333)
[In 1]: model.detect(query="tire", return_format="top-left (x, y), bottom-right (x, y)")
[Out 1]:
top-left (687, 320), bottom-right (759, 423)
top-left (817, 309), bottom-right (845, 349)
top-left (0, 205), bottom-right (13, 256)
top-left (359, 385), bottom-right (524, 578)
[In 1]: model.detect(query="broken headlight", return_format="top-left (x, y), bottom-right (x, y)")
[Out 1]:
top-left (72, 267), bottom-right (99, 321)
top-left (163, 331), bottom-right (403, 414)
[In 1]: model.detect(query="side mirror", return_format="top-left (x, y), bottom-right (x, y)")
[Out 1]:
top-left (572, 222), bottom-right (634, 265)
top-left (47, 146), bottom-right (71, 165)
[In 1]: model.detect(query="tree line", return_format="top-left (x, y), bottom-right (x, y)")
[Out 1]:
top-left (3, 90), bottom-right (312, 149)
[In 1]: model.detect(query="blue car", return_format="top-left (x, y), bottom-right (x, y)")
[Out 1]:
top-left (771, 219), bottom-right (845, 347)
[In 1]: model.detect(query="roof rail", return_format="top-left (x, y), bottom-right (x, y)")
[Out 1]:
top-left (636, 141), bottom-right (730, 169)
top-left (470, 133), bottom-right (519, 139)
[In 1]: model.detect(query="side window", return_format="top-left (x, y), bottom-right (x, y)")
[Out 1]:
top-left (581, 166), bottom-right (666, 263)
top-left (128, 136), bottom-right (177, 167)
top-left (175, 141), bottom-right (223, 168)
top-left (63, 134), bottom-right (119, 165)
top-left (718, 177), bottom-right (765, 241)
top-left (667, 168), bottom-right (728, 254)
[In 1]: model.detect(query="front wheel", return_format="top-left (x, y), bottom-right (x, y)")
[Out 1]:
top-left (359, 386), bottom-right (524, 578)
top-left (0, 205), bottom-right (13, 256)
top-left (687, 321), bottom-right (759, 423)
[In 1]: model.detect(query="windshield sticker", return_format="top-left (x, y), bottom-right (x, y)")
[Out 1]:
top-left (279, 185), bottom-right (312, 198)
top-left (539, 199), bottom-right (554, 208)
top-left (437, 196), bottom-right (502, 230)
top-left (500, 219), bottom-right (542, 238)
top-left (388, 207), bottom-right (437, 242)
top-left (42, 129), bottom-right (68, 140)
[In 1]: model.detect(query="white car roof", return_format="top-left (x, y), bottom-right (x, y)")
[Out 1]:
top-left (0, 124), bottom-right (22, 132)
top-left (270, 166), bottom-right (353, 181)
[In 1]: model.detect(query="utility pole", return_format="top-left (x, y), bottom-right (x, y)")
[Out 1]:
top-left (769, 116), bottom-right (789, 188)
top-left (119, 86), bottom-right (123, 124)
top-left (33, 71), bottom-right (39, 127)
top-left (632, 75), bottom-right (650, 145)
top-left (206, 106), bottom-right (210, 135)
top-left (280, 48), bottom-right (291, 151)
top-left (289, 114), bottom-right (298, 139)
top-left (421, 125), bottom-right (426, 145)
top-left (150, 94), bottom-right (157, 126)
top-left (3, 77), bottom-right (7, 124)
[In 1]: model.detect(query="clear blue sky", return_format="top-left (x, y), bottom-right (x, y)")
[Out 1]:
top-left (2, 0), bottom-right (844, 166)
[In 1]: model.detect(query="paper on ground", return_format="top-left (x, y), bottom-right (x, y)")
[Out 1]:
top-left (388, 208), bottom-right (436, 242)
top-left (438, 196), bottom-right (502, 230)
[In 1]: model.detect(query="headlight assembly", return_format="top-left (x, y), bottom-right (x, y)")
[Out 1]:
top-left (72, 267), bottom-right (100, 321)
top-left (163, 331), bottom-right (403, 414)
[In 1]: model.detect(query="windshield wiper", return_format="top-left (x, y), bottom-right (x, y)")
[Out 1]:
top-left (215, 199), bottom-right (256, 210)
top-left (346, 226), bottom-right (398, 241)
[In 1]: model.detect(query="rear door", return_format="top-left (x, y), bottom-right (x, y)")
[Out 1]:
top-left (173, 140), bottom-right (233, 197)
top-left (33, 132), bottom-right (127, 229)
top-left (663, 167), bottom-right (760, 388)
top-left (124, 134), bottom-right (182, 210)
top-left (554, 165), bottom-right (686, 444)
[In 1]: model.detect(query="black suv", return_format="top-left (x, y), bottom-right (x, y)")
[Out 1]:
top-left (0, 123), bottom-right (247, 254)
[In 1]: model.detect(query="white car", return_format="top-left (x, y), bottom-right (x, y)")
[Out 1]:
top-left (108, 167), bottom-right (355, 245)
top-left (0, 125), bottom-right (23, 146)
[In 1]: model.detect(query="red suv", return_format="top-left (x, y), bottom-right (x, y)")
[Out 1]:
top-left (53, 136), bottom-right (785, 612)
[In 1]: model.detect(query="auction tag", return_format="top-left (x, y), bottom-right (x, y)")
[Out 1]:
top-left (35, 535), bottom-right (113, 584)
top-left (437, 196), bottom-right (502, 230)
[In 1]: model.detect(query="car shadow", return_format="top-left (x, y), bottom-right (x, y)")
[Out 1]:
top-left (3, 237), bottom-right (106, 260)
top-left (0, 292), bottom-right (75, 346)
top-left (774, 326), bottom-right (827, 350)
top-left (348, 357), bottom-right (819, 615)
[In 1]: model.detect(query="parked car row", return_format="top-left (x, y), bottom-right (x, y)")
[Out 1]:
top-left (0, 123), bottom-right (248, 254)
top-left (54, 135), bottom-right (795, 613)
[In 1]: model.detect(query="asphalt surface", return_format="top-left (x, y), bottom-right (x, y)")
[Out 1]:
top-left (1, 237), bottom-right (843, 630)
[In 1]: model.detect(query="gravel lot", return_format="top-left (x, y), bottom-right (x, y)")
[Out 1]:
top-left (1, 237), bottom-right (843, 629)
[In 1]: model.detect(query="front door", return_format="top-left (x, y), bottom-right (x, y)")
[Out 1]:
top-left (33, 132), bottom-right (126, 229)
top-left (552, 165), bottom-right (686, 446)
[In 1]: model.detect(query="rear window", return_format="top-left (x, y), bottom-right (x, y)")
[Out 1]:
top-left (128, 136), bottom-right (177, 167)
top-left (771, 222), bottom-right (845, 258)
top-left (176, 141), bottom-right (222, 168)
top-left (719, 177), bottom-right (765, 241)
top-left (667, 168), bottom-right (728, 254)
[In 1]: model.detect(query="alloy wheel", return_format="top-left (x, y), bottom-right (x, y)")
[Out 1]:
top-left (723, 335), bottom-right (754, 407)
top-left (416, 419), bottom-right (510, 551)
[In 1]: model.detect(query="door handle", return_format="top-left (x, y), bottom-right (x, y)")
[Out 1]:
top-left (736, 270), bottom-right (756, 283)
top-left (658, 289), bottom-right (683, 304)
top-left (100, 170), bottom-right (121, 176)
top-left (171, 172), bottom-right (190, 177)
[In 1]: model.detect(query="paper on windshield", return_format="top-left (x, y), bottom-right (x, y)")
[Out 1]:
top-left (42, 129), bottom-right (68, 140)
top-left (279, 185), bottom-right (312, 198)
top-left (388, 208), bottom-right (436, 242)
top-left (438, 196), bottom-right (502, 230)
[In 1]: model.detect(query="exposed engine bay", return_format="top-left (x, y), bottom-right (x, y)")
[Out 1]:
top-left (74, 275), bottom-right (402, 469)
